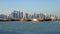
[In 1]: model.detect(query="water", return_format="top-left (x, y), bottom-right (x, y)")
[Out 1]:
top-left (0, 21), bottom-right (60, 34)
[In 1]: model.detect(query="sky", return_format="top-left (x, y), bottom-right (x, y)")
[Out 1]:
top-left (0, 0), bottom-right (60, 16)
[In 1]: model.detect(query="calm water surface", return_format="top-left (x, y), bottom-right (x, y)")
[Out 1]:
top-left (0, 21), bottom-right (60, 34)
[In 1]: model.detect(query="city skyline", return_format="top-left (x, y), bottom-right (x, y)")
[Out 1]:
top-left (0, 0), bottom-right (60, 16)
top-left (0, 10), bottom-right (59, 22)
top-left (0, 10), bottom-right (58, 18)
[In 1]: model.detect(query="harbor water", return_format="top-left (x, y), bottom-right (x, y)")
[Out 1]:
top-left (0, 21), bottom-right (60, 34)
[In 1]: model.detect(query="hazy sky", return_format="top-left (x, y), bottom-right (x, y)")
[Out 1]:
top-left (0, 0), bottom-right (60, 16)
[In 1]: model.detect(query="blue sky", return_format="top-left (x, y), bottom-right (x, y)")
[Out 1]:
top-left (0, 0), bottom-right (60, 16)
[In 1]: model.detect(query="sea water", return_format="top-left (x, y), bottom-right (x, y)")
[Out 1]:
top-left (0, 21), bottom-right (60, 34)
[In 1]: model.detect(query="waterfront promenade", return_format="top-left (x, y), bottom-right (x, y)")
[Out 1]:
top-left (0, 17), bottom-right (59, 21)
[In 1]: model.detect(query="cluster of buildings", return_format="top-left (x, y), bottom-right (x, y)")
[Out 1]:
top-left (0, 10), bottom-right (60, 21)
top-left (8, 10), bottom-right (45, 19)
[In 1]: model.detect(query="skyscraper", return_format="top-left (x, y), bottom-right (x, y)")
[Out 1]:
top-left (25, 13), bottom-right (29, 19)
top-left (11, 10), bottom-right (19, 18)
top-left (18, 10), bottom-right (20, 18)
top-left (20, 12), bottom-right (23, 18)
top-left (32, 13), bottom-right (38, 18)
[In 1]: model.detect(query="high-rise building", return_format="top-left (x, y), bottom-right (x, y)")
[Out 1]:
top-left (11, 10), bottom-right (19, 18)
top-left (25, 13), bottom-right (29, 19)
top-left (32, 13), bottom-right (36, 18)
top-left (39, 13), bottom-right (45, 18)
top-left (18, 10), bottom-right (20, 18)
top-left (36, 14), bottom-right (39, 18)
top-left (20, 12), bottom-right (23, 18)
